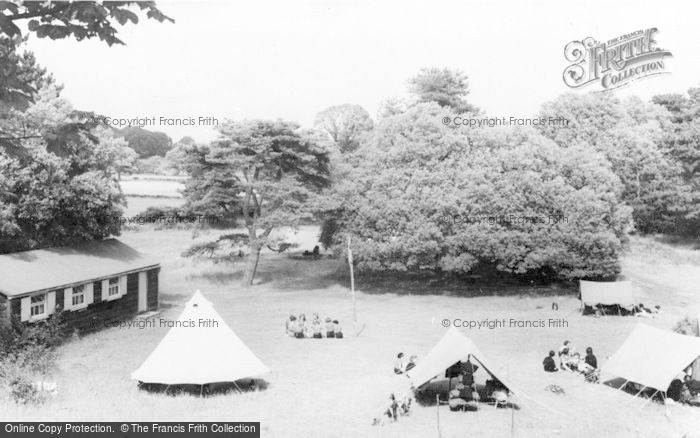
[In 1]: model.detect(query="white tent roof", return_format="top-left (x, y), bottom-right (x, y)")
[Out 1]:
top-left (405, 327), bottom-right (518, 393)
top-left (602, 323), bottom-right (700, 392)
top-left (131, 290), bottom-right (270, 385)
top-left (579, 280), bottom-right (638, 309)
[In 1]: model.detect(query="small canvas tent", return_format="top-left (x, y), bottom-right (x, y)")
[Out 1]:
top-left (404, 327), bottom-right (518, 393)
top-left (602, 323), bottom-right (700, 397)
top-left (131, 290), bottom-right (270, 385)
top-left (579, 280), bottom-right (638, 313)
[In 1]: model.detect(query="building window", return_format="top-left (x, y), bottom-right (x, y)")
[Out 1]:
top-left (72, 285), bottom-right (85, 307)
top-left (108, 277), bottom-right (120, 297)
top-left (30, 294), bottom-right (46, 317)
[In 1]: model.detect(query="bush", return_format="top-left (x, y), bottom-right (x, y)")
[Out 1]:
top-left (673, 316), bottom-right (700, 337)
top-left (0, 313), bottom-right (66, 405)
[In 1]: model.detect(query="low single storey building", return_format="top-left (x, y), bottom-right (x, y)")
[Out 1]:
top-left (0, 238), bottom-right (160, 331)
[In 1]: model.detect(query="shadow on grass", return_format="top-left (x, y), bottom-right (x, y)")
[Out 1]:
top-left (138, 379), bottom-right (269, 397)
top-left (181, 253), bottom-right (578, 299)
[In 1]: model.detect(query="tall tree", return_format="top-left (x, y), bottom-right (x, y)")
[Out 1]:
top-left (182, 120), bottom-right (331, 286)
top-left (314, 104), bottom-right (373, 153)
top-left (407, 68), bottom-right (478, 114)
top-left (0, 1), bottom-right (172, 46)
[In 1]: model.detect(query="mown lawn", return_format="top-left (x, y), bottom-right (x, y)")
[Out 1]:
top-left (2, 228), bottom-right (700, 438)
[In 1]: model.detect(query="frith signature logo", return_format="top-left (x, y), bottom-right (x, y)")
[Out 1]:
top-left (563, 28), bottom-right (672, 90)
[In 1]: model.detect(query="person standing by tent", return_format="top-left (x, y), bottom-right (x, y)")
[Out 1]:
top-left (460, 359), bottom-right (479, 390)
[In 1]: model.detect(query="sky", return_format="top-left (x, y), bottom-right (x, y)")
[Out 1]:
top-left (22, 0), bottom-right (700, 142)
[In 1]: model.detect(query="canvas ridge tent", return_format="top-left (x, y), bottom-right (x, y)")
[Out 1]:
top-left (131, 290), bottom-right (270, 389)
top-left (405, 327), bottom-right (517, 393)
top-left (579, 280), bottom-right (638, 315)
top-left (602, 323), bottom-right (700, 400)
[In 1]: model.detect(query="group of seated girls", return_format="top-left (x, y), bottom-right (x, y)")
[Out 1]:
top-left (543, 340), bottom-right (598, 382)
top-left (285, 313), bottom-right (343, 339)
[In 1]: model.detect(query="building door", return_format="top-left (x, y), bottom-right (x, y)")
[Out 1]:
top-left (138, 271), bottom-right (147, 312)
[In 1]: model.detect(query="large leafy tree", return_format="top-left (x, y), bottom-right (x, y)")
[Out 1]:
top-left (0, 84), bottom-right (125, 254)
top-left (325, 103), bottom-right (630, 280)
top-left (182, 120), bottom-right (331, 286)
top-left (537, 93), bottom-right (685, 234)
top-left (0, 1), bottom-right (172, 46)
top-left (314, 104), bottom-right (373, 153)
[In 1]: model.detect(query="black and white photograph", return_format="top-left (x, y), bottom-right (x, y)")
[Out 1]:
top-left (1, 1), bottom-right (700, 437)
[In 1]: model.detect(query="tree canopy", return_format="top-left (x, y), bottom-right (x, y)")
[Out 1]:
top-left (324, 103), bottom-right (630, 280)
top-left (407, 67), bottom-right (478, 114)
top-left (314, 104), bottom-right (373, 153)
top-left (0, 1), bottom-right (172, 46)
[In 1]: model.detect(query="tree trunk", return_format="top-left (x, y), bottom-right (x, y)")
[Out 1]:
top-left (242, 244), bottom-right (262, 287)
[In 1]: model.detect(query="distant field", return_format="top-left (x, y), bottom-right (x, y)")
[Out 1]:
top-left (2, 230), bottom-right (699, 437)
top-left (123, 196), bottom-right (186, 217)
top-left (120, 175), bottom-right (187, 216)
top-left (120, 175), bottom-right (186, 198)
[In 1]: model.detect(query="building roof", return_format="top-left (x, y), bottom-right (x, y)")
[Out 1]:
top-left (0, 238), bottom-right (159, 298)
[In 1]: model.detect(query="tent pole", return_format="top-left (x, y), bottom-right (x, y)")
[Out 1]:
top-left (435, 394), bottom-right (441, 438)
top-left (633, 385), bottom-right (647, 398)
top-left (200, 385), bottom-right (204, 398)
top-left (615, 380), bottom-right (628, 394)
top-left (233, 381), bottom-right (244, 393)
top-left (639, 390), bottom-right (659, 409)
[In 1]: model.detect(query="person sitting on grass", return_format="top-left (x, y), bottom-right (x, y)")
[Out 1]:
top-left (405, 355), bottom-right (418, 372)
top-left (333, 320), bottom-right (343, 338)
top-left (584, 347), bottom-right (597, 369)
top-left (325, 317), bottom-right (335, 338)
top-left (394, 353), bottom-right (405, 374)
top-left (448, 384), bottom-right (470, 411)
top-left (543, 351), bottom-right (558, 372)
top-left (558, 345), bottom-right (575, 371)
top-left (311, 314), bottom-right (323, 339)
top-left (285, 315), bottom-right (297, 337)
top-left (293, 316), bottom-right (305, 339)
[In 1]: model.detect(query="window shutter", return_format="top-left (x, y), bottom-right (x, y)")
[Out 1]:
top-left (20, 297), bottom-right (30, 322)
top-left (101, 279), bottom-right (109, 301)
top-left (86, 282), bottom-right (94, 305)
top-left (64, 288), bottom-right (72, 311)
top-left (120, 275), bottom-right (127, 296)
top-left (47, 291), bottom-right (56, 315)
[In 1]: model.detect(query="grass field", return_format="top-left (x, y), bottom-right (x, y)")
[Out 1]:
top-left (120, 174), bottom-right (186, 216)
top-left (2, 225), bottom-right (699, 437)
